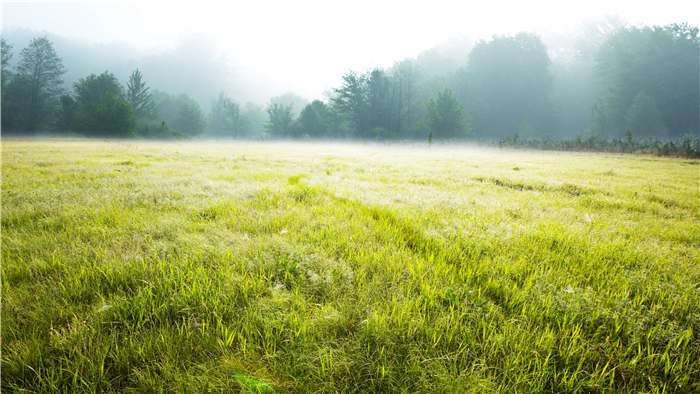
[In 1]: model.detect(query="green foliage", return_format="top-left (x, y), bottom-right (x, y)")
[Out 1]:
top-left (391, 59), bottom-right (425, 136)
top-left (208, 93), bottom-right (245, 137)
top-left (1, 77), bottom-right (29, 132)
top-left (152, 90), bottom-right (206, 136)
top-left (1, 38), bottom-right (16, 130)
top-left (11, 37), bottom-right (66, 132)
top-left (1, 38), bottom-right (13, 88)
top-left (330, 67), bottom-right (425, 139)
top-left (72, 71), bottom-right (134, 136)
top-left (497, 133), bottom-right (700, 158)
top-left (234, 375), bottom-right (274, 392)
top-left (74, 71), bottom-right (123, 105)
top-left (549, 58), bottom-right (598, 138)
top-left (366, 69), bottom-right (393, 137)
top-left (625, 91), bottom-right (668, 137)
top-left (240, 102), bottom-right (268, 137)
top-left (126, 69), bottom-right (156, 119)
top-left (426, 88), bottom-right (470, 139)
top-left (332, 71), bottom-right (369, 136)
top-left (265, 103), bottom-right (294, 136)
top-left (296, 100), bottom-right (332, 137)
top-left (594, 23), bottom-right (699, 137)
top-left (465, 33), bottom-right (554, 137)
top-left (176, 100), bottom-right (206, 135)
top-left (53, 95), bottom-right (76, 132)
top-left (2, 23), bottom-right (698, 143)
top-left (89, 94), bottom-right (135, 136)
top-left (268, 92), bottom-right (309, 117)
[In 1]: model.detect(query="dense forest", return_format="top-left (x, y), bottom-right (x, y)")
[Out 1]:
top-left (1, 22), bottom-right (698, 148)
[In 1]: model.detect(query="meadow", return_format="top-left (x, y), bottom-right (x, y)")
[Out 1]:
top-left (2, 138), bottom-right (698, 392)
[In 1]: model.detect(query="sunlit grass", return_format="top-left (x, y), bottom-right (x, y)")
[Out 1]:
top-left (2, 138), bottom-right (698, 392)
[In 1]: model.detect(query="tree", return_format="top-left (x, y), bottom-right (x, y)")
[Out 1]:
top-left (366, 69), bottom-right (393, 138)
top-left (240, 102), bottom-right (267, 136)
top-left (1, 38), bottom-right (18, 131)
top-left (88, 93), bottom-right (135, 136)
top-left (466, 33), bottom-right (553, 138)
top-left (625, 91), bottom-right (668, 137)
top-left (151, 90), bottom-right (206, 135)
top-left (265, 103), bottom-right (293, 136)
top-left (426, 89), bottom-right (470, 139)
top-left (268, 92), bottom-right (309, 117)
top-left (549, 58), bottom-right (599, 137)
top-left (389, 59), bottom-right (422, 137)
top-left (209, 93), bottom-right (243, 137)
top-left (297, 100), bottom-right (331, 137)
top-left (73, 71), bottom-right (134, 136)
top-left (1, 38), bottom-right (13, 90)
top-left (126, 69), bottom-right (155, 119)
top-left (594, 23), bottom-right (699, 137)
top-left (53, 95), bottom-right (76, 132)
top-left (15, 37), bottom-right (66, 132)
top-left (74, 71), bottom-right (122, 105)
top-left (329, 65), bottom-right (441, 139)
top-left (332, 71), bottom-right (369, 137)
top-left (2, 78), bottom-right (30, 132)
top-left (175, 99), bottom-right (206, 135)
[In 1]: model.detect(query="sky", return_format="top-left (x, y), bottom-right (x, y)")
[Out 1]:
top-left (2, 0), bottom-right (698, 100)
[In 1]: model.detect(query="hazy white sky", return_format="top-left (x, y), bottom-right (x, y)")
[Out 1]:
top-left (2, 0), bottom-right (697, 99)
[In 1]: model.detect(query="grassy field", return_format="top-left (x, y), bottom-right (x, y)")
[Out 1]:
top-left (2, 138), bottom-right (699, 392)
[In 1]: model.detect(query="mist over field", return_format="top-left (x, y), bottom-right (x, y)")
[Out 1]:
top-left (1, 1), bottom-right (699, 392)
top-left (2, 1), bottom-right (698, 149)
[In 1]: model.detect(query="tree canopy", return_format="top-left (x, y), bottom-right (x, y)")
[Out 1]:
top-left (13, 37), bottom-right (66, 131)
top-left (208, 93), bottom-right (244, 137)
top-left (593, 23), bottom-right (699, 137)
top-left (265, 103), bottom-right (294, 137)
top-left (464, 33), bottom-right (553, 138)
top-left (427, 89), bottom-right (471, 139)
top-left (72, 71), bottom-right (134, 136)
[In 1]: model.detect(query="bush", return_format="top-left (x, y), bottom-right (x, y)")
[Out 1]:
top-left (496, 134), bottom-right (700, 158)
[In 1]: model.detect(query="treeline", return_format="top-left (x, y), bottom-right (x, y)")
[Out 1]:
top-left (2, 22), bottom-right (699, 146)
top-left (0, 38), bottom-right (267, 138)
top-left (296, 23), bottom-right (698, 141)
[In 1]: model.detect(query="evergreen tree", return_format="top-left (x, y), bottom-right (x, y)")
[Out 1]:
top-left (332, 71), bottom-right (369, 137)
top-left (126, 69), bottom-right (155, 119)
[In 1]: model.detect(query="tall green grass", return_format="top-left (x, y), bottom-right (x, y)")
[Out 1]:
top-left (2, 139), bottom-right (698, 392)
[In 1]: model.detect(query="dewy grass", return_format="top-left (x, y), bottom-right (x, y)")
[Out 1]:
top-left (2, 138), bottom-right (699, 392)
